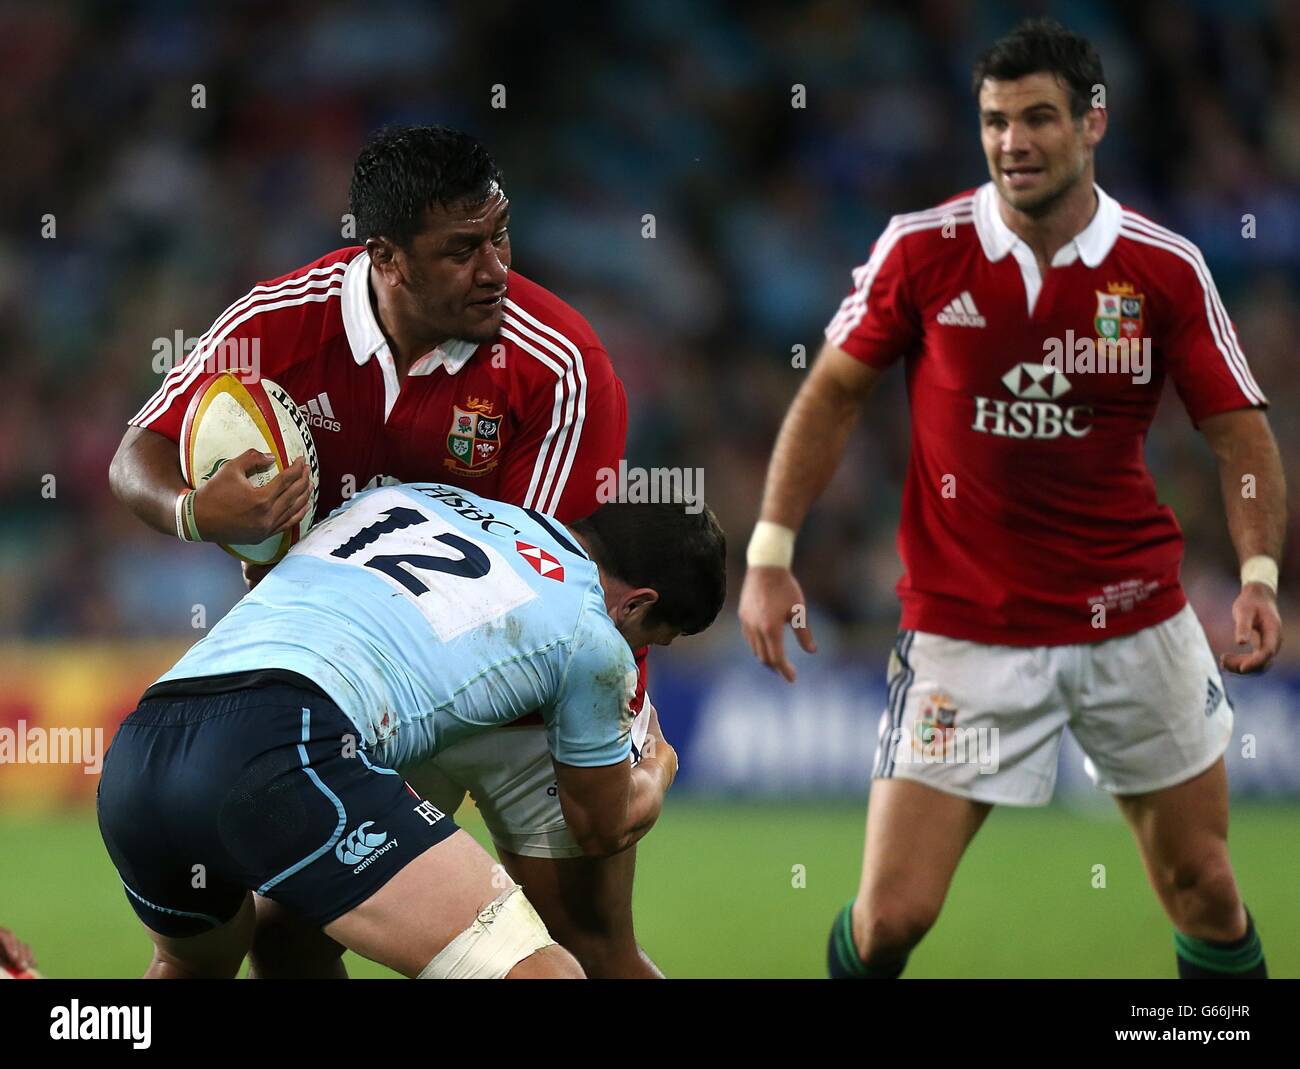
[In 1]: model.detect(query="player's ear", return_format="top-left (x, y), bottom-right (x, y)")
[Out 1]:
top-left (617, 588), bottom-right (660, 630)
top-left (1082, 103), bottom-right (1107, 148)
top-left (366, 237), bottom-right (402, 284)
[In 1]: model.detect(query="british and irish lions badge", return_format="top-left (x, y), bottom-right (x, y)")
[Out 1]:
top-left (445, 397), bottom-right (502, 476)
top-left (1094, 281), bottom-right (1144, 342)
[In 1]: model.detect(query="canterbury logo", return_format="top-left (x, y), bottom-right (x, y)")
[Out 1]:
top-left (936, 292), bottom-right (986, 328)
top-left (299, 392), bottom-right (341, 432)
top-left (336, 821), bottom-right (388, 865)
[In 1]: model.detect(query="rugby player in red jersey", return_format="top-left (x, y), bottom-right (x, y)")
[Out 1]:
top-left (740, 19), bottom-right (1283, 979)
top-left (110, 125), bottom-right (662, 978)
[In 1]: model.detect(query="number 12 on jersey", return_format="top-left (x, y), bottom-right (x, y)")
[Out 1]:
top-left (297, 489), bottom-right (539, 642)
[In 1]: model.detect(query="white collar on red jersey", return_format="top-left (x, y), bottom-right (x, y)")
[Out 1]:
top-left (340, 249), bottom-right (478, 377)
top-left (973, 181), bottom-right (1122, 268)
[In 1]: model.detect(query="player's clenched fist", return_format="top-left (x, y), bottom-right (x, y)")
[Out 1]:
top-left (192, 450), bottom-right (312, 546)
top-left (739, 566), bottom-right (817, 684)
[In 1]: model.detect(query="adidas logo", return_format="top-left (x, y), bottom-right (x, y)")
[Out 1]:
top-left (299, 391), bottom-right (341, 432)
top-left (1205, 677), bottom-right (1223, 718)
top-left (937, 291), bottom-right (986, 328)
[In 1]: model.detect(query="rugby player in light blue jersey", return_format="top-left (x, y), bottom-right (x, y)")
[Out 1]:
top-left (97, 483), bottom-right (726, 979)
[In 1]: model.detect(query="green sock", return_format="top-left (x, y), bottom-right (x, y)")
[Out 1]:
top-left (1174, 911), bottom-right (1267, 979)
top-left (826, 901), bottom-right (906, 979)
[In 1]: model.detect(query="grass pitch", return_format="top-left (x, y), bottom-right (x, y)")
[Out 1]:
top-left (3, 800), bottom-right (1296, 978)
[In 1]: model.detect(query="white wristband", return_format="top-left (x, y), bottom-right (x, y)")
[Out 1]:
top-left (174, 490), bottom-right (189, 541)
top-left (175, 490), bottom-right (202, 542)
top-left (746, 520), bottom-right (796, 569)
top-left (1241, 555), bottom-right (1279, 594)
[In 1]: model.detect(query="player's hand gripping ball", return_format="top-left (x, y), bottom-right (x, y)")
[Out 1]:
top-left (181, 372), bottom-right (320, 565)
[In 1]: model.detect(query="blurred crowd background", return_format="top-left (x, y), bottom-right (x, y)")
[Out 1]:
top-left (3, 0), bottom-right (1299, 664)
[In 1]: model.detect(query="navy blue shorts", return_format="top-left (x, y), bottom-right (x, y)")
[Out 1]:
top-left (97, 680), bottom-right (459, 938)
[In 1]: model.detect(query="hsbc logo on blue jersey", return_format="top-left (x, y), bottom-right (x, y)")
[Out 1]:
top-left (971, 362), bottom-right (1093, 440)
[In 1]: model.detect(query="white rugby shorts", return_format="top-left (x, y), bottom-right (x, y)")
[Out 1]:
top-left (872, 603), bottom-right (1233, 804)
top-left (403, 708), bottom-right (654, 859)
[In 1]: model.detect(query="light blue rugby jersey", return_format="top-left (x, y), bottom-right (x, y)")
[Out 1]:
top-left (154, 483), bottom-right (638, 769)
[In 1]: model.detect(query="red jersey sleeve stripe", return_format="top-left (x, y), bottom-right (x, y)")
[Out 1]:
top-left (132, 263), bottom-right (346, 426)
top-left (500, 310), bottom-right (585, 516)
top-left (134, 278), bottom-right (347, 430)
top-left (502, 300), bottom-right (592, 515)
top-left (499, 323), bottom-right (574, 513)
top-left (1118, 216), bottom-right (1266, 406)
top-left (132, 264), bottom-right (348, 426)
top-left (826, 201), bottom-right (973, 347)
top-left (1119, 214), bottom-right (1263, 402)
top-left (130, 263), bottom-right (349, 427)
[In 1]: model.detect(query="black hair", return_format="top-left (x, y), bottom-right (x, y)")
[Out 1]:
top-left (972, 17), bottom-right (1105, 119)
top-left (570, 502), bottom-right (727, 636)
top-left (349, 124), bottom-right (503, 248)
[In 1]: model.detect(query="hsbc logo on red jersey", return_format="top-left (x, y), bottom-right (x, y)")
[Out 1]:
top-left (971, 363), bottom-right (1093, 440)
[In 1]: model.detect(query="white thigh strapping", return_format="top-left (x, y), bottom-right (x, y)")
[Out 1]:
top-left (416, 885), bottom-right (555, 980)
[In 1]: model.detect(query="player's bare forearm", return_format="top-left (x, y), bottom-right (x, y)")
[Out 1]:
top-left (618, 753), bottom-right (674, 850)
top-left (741, 343), bottom-right (880, 681)
top-left (614, 706), bottom-right (676, 849)
top-left (1200, 408), bottom-right (1286, 673)
top-left (108, 425), bottom-right (188, 536)
top-left (554, 745), bottom-right (674, 857)
top-left (757, 341), bottom-right (882, 530)
top-left (1201, 408), bottom-right (1286, 565)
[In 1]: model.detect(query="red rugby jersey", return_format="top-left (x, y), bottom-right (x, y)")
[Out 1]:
top-left (131, 247), bottom-right (648, 716)
top-left (825, 183), bottom-right (1267, 646)
top-left (131, 247), bottom-right (626, 524)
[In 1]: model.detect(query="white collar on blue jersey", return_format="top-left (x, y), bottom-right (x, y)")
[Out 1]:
top-left (973, 181), bottom-right (1122, 268)
top-left (340, 250), bottom-right (479, 377)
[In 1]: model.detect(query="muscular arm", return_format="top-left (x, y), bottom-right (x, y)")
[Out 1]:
top-left (1199, 408), bottom-right (1286, 673)
top-left (108, 425), bottom-right (191, 536)
top-left (739, 343), bottom-right (884, 680)
top-left (553, 713), bottom-right (677, 857)
top-left (755, 342), bottom-right (883, 528)
top-left (1200, 409), bottom-right (1286, 565)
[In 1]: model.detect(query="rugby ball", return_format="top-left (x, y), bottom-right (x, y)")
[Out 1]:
top-left (180, 372), bottom-right (320, 565)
